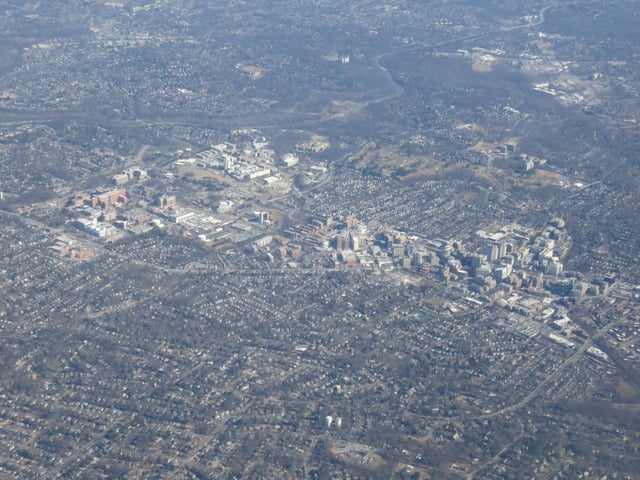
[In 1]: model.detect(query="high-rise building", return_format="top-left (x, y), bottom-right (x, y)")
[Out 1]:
top-left (335, 234), bottom-right (348, 251)
top-left (469, 254), bottom-right (485, 269)
top-left (484, 244), bottom-right (499, 263)
top-left (498, 242), bottom-right (508, 258)
top-left (158, 194), bottom-right (177, 209)
top-left (405, 243), bottom-right (415, 258)
top-left (254, 211), bottom-right (269, 224)
top-left (547, 262), bottom-right (563, 276)
top-left (349, 231), bottom-right (361, 251)
top-left (224, 154), bottom-right (234, 171)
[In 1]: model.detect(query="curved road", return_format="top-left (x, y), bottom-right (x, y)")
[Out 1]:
top-left (0, 3), bottom-right (560, 135)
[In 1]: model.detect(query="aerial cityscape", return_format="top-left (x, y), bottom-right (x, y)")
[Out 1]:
top-left (1, 0), bottom-right (640, 478)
